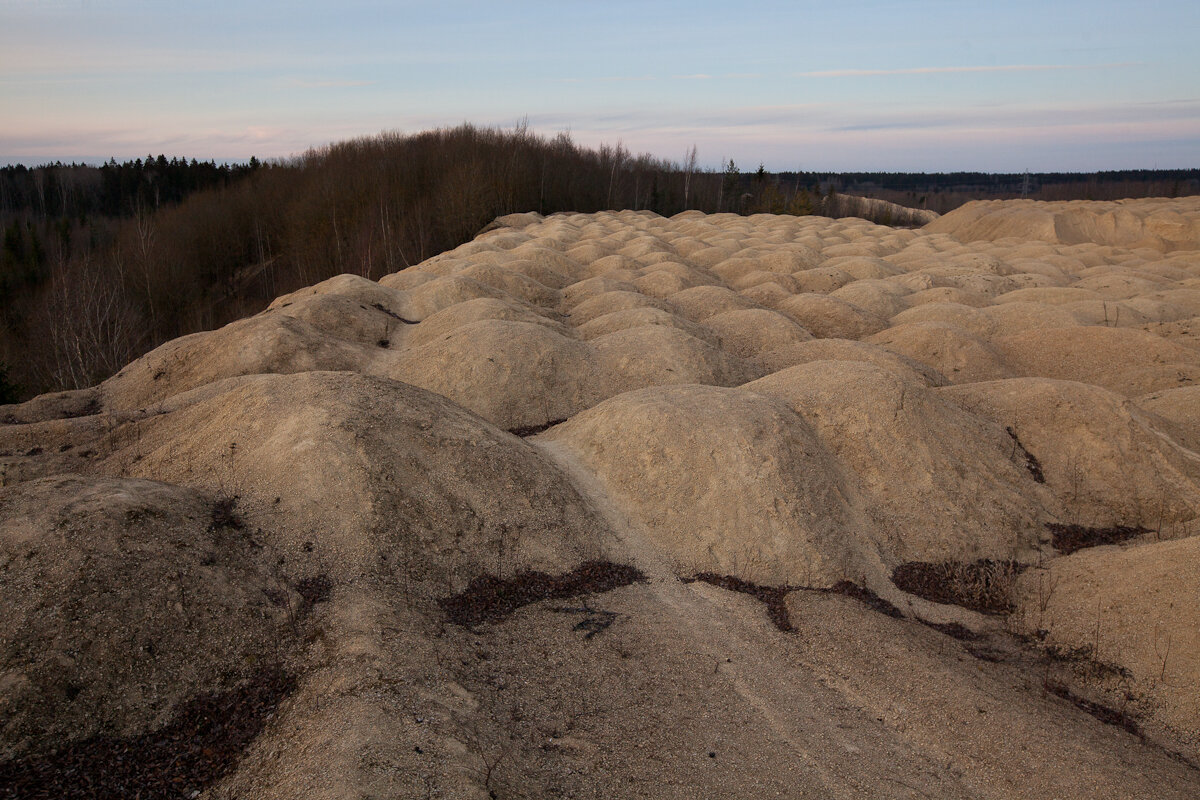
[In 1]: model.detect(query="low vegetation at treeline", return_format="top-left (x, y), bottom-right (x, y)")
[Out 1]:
top-left (1, 123), bottom-right (1196, 401)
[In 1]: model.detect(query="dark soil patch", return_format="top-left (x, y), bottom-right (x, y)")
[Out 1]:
top-left (685, 575), bottom-right (906, 629)
top-left (1045, 642), bottom-right (1097, 663)
top-left (209, 494), bottom-right (245, 531)
top-left (370, 302), bottom-right (417, 324)
top-left (892, 560), bottom-right (1025, 615)
top-left (551, 603), bottom-right (621, 639)
top-left (506, 419), bottom-right (569, 438)
top-left (56, 397), bottom-right (102, 420)
top-left (0, 666), bottom-right (294, 800)
top-left (1044, 681), bottom-right (1142, 737)
top-left (918, 619), bottom-right (982, 641)
top-left (825, 581), bottom-right (904, 618)
top-left (1006, 427), bottom-right (1045, 483)
top-left (1046, 523), bottom-right (1148, 555)
top-left (965, 644), bottom-right (1012, 662)
top-left (440, 561), bottom-right (646, 627)
top-left (1043, 643), bottom-right (1131, 680)
top-left (687, 573), bottom-right (795, 632)
top-left (294, 574), bottom-right (332, 610)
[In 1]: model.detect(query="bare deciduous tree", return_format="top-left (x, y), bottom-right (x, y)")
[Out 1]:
top-left (683, 144), bottom-right (698, 209)
top-left (41, 251), bottom-right (143, 390)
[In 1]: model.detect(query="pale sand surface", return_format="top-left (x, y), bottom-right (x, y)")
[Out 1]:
top-left (4, 197), bottom-right (1200, 798)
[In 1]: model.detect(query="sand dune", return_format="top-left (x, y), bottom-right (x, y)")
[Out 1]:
top-left (928, 197), bottom-right (1200, 252)
top-left (4, 197), bottom-right (1200, 798)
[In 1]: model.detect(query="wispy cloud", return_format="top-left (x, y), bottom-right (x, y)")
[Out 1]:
top-left (554, 75), bottom-right (657, 83)
top-left (556, 72), bottom-right (761, 84)
top-left (287, 79), bottom-right (375, 89)
top-left (795, 63), bottom-right (1138, 78)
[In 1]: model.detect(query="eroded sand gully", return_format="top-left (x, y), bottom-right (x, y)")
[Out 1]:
top-left (4, 198), bottom-right (1200, 798)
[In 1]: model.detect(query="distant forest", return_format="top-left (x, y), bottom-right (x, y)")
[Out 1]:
top-left (1, 122), bottom-right (1197, 401)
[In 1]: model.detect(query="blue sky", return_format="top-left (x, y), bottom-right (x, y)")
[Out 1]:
top-left (3, 0), bottom-right (1198, 171)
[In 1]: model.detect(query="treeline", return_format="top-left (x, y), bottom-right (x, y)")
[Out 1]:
top-left (787, 168), bottom-right (1200, 195)
top-left (802, 169), bottom-right (1200, 215)
top-left (1, 123), bottom-right (1196, 401)
top-left (0, 156), bottom-right (263, 219)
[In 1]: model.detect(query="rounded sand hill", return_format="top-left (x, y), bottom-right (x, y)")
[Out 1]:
top-left (4, 197), bottom-right (1200, 798)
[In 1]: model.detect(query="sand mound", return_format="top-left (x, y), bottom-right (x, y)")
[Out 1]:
top-left (701, 308), bottom-right (813, 358)
top-left (776, 293), bottom-right (887, 339)
top-left (867, 321), bottom-right (1016, 383)
top-left (401, 296), bottom-right (568, 348)
top-left (746, 362), bottom-right (1058, 565)
top-left (3, 373), bottom-right (608, 586)
top-left (573, 306), bottom-right (718, 344)
top-left (996, 326), bottom-right (1200, 396)
top-left (666, 284), bottom-right (760, 321)
top-left (928, 197), bottom-right (1200, 252)
top-left (544, 384), bottom-right (862, 585)
top-left (1013, 537), bottom-right (1200, 751)
top-left (389, 319), bottom-right (598, 430)
top-left (565, 289), bottom-right (669, 325)
top-left (829, 278), bottom-right (911, 318)
top-left (754, 338), bottom-right (949, 386)
top-left (890, 301), bottom-right (997, 337)
top-left (942, 378), bottom-right (1200, 527)
top-left (384, 274), bottom-right (507, 319)
top-left (99, 313), bottom-right (375, 411)
top-left (589, 325), bottom-right (761, 396)
top-left (1138, 385), bottom-right (1200, 453)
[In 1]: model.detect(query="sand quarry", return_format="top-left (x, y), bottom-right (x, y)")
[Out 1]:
top-left (3, 196), bottom-right (1200, 798)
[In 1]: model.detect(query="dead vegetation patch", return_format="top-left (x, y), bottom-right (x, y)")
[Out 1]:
top-left (439, 561), bottom-right (646, 627)
top-left (262, 573), bottom-right (334, 636)
top-left (1039, 642), bottom-right (1132, 682)
top-left (208, 494), bottom-right (244, 530)
top-left (892, 560), bottom-right (1025, 615)
top-left (506, 419), bottom-right (569, 438)
top-left (1043, 681), bottom-right (1142, 737)
top-left (1046, 523), bottom-right (1149, 554)
top-left (825, 580), bottom-right (905, 618)
top-left (687, 573), bottom-right (795, 631)
top-left (917, 619), bottom-right (983, 641)
top-left (550, 602), bottom-right (621, 639)
top-left (685, 575), bottom-right (904, 631)
top-left (1006, 426), bottom-right (1045, 483)
top-left (370, 302), bottom-right (417, 324)
top-left (0, 666), bottom-right (294, 800)
top-left (294, 573), bottom-right (333, 609)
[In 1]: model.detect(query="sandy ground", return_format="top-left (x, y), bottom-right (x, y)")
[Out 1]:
top-left (4, 198), bottom-right (1200, 798)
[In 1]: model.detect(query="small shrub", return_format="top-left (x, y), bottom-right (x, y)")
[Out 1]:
top-left (294, 574), bottom-right (333, 610)
top-left (209, 494), bottom-right (245, 530)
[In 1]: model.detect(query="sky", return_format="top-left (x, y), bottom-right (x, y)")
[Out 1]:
top-left (2, 0), bottom-right (1199, 172)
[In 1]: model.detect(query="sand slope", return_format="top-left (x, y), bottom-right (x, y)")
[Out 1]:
top-left (4, 198), bottom-right (1200, 798)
